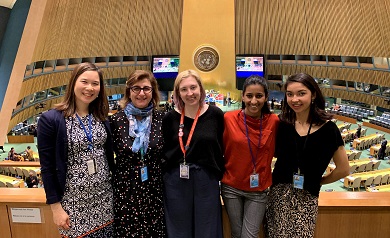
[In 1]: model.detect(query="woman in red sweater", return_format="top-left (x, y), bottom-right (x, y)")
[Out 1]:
top-left (221, 75), bottom-right (279, 238)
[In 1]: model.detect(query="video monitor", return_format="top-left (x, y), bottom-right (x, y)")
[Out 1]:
top-left (152, 56), bottom-right (180, 79)
top-left (236, 55), bottom-right (265, 90)
top-left (152, 56), bottom-right (179, 91)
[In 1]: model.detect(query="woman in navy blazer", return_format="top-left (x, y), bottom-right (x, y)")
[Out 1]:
top-left (38, 63), bottom-right (115, 238)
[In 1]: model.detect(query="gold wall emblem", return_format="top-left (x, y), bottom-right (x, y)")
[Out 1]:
top-left (193, 46), bottom-right (219, 72)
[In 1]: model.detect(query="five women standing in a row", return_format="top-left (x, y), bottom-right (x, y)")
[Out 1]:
top-left (38, 62), bottom-right (348, 238)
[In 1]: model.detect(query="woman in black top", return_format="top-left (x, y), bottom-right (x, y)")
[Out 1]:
top-left (266, 73), bottom-right (349, 238)
top-left (109, 70), bottom-right (166, 237)
top-left (162, 69), bottom-right (224, 238)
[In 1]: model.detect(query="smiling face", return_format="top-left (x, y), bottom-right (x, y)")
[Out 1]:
top-left (74, 70), bottom-right (100, 109)
top-left (243, 84), bottom-right (267, 119)
top-left (129, 78), bottom-right (153, 109)
top-left (286, 82), bottom-right (315, 117)
top-left (178, 76), bottom-right (201, 107)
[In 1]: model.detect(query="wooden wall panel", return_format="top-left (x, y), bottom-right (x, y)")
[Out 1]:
top-left (321, 88), bottom-right (390, 110)
top-left (19, 66), bottom-right (148, 101)
top-left (236, 0), bottom-right (390, 57)
top-left (32, 0), bottom-right (183, 61)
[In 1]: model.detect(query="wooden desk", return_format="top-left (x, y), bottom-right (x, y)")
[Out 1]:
top-left (0, 188), bottom-right (60, 238)
top-left (366, 184), bottom-right (390, 192)
top-left (0, 161), bottom-right (40, 167)
top-left (370, 143), bottom-right (390, 156)
top-left (7, 135), bottom-right (34, 143)
top-left (327, 158), bottom-right (378, 174)
top-left (332, 114), bottom-right (357, 124)
top-left (341, 129), bottom-right (357, 140)
top-left (0, 175), bottom-right (24, 188)
top-left (1, 188), bottom-right (390, 238)
top-left (337, 123), bottom-right (350, 131)
top-left (352, 134), bottom-right (382, 148)
top-left (19, 167), bottom-right (41, 175)
top-left (344, 168), bottom-right (390, 187)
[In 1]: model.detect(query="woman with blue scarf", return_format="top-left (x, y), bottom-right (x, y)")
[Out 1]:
top-left (109, 70), bottom-right (166, 237)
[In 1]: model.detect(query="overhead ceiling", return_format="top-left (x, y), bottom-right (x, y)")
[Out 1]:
top-left (0, 0), bottom-right (17, 9)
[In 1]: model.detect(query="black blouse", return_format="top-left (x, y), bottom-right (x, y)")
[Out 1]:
top-left (162, 105), bottom-right (225, 179)
top-left (272, 120), bottom-right (344, 197)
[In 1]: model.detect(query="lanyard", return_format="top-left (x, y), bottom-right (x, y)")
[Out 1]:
top-left (76, 113), bottom-right (93, 150)
top-left (179, 107), bottom-right (201, 163)
top-left (140, 147), bottom-right (145, 166)
top-left (243, 111), bottom-right (263, 174)
top-left (295, 122), bottom-right (312, 175)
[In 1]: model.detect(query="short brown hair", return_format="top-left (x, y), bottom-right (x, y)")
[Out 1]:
top-left (119, 70), bottom-right (160, 109)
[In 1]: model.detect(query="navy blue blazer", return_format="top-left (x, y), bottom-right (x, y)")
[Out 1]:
top-left (37, 109), bottom-right (115, 204)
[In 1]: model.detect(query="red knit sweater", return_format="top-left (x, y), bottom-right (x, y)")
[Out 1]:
top-left (221, 110), bottom-right (279, 191)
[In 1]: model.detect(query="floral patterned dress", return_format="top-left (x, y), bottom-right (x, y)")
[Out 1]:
top-left (60, 115), bottom-right (114, 238)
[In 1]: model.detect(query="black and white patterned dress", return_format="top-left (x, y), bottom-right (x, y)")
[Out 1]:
top-left (109, 110), bottom-right (166, 238)
top-left (60, 115), bottom-right (114, 238)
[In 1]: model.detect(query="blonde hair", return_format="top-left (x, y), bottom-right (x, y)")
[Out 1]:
top-left (172, 69), bottom-right (206, 111)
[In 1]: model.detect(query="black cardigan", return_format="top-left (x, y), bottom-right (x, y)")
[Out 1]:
top-left (37, 109), bottom-right (115, 204)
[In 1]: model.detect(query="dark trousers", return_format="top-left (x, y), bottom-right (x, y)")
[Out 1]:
top-left (163, 164), bottom-right (223, 238)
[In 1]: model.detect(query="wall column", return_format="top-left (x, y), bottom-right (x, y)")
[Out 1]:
top-left (179, 0), bottom-right (237, 99)
top-left (0, 0), bottom-right (48, 145)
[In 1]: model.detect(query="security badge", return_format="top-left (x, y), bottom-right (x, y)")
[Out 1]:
top-left (180, 163), bottom-right (189, 179)
top-left (141, 166), bottom-right (148, 182)
top-left (293, 173), bottom-right (304, 189)
top-left (87, 158), bottom-right (97, 175)
top-left (250, 173), bottom-right (259, 188)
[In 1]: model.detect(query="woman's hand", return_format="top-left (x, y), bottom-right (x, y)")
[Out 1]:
top-left (50, 202), bottom-right (70, 230)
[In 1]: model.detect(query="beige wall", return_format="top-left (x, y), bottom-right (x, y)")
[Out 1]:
top-left (179, 0), bottom-right (240, 100)
top-left (0, 0), bottom-right (48, 145)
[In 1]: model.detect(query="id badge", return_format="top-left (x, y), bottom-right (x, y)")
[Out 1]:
top-left (87, 159), bottom-right (96, 175)
top-left (140, 166), bottom-right (148, 182)
top-left (250, 173), bottom-right (259, 188)
top-left (293, 173), bottom-right (304, 189)
top-left (179, 163), bottom-right (189, 179)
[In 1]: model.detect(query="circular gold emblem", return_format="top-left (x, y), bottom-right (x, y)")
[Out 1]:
top-left (193, 46), bottom-right (219, 72)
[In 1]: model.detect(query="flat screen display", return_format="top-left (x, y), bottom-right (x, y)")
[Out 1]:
top-left (236, 55), bottom-right (265, 90)
top-left (236, 55), bottom-right (264, 78)
top-left (152, 56), bottom-right (180, 79)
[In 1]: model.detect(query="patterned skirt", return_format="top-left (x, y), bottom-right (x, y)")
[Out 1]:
top-left (265, 184), bottom-right (318, 238)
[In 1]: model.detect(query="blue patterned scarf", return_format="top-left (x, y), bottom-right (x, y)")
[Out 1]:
top-left (124, 102), bottom-right (153, 153)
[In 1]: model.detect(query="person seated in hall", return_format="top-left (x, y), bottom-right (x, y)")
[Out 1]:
top-left (8, 147), bottom-right (23, 161)
top-left (23, 146), bottom-right (35, 161)
top-left (0, 145), bottom-right (5, 153)
top-left (26, 171), bottom-right (38, 188)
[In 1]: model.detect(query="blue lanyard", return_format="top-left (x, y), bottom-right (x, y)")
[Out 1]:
top-left (243, 111), bottom-right (263, 174)
top-left (140, 147), bottom-right (145, 163)
top-left (76, 113), bottom-right (93, 150)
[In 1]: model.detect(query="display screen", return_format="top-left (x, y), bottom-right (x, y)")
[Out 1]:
top-left (236, 56), bottom-right (264, 78)
top-left (152, 56), bottom-right (180, 79)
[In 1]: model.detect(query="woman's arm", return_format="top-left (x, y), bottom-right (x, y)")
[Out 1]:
top-left (320, 145), bottom-right (349, 185)
top-left (37, 112), bottom-right (62, 204)
top-left (50, 202), bottom-right (70, 230)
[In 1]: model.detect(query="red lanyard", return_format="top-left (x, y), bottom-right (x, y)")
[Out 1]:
top-left (179, 107), bottom-right (201, 160)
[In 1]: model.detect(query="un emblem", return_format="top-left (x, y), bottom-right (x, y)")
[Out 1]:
top-left (193, 46), bottom-right (219, 72)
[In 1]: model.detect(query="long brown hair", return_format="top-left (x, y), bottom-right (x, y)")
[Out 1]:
top-left (280, 73), bottom-right (332, 125)
top-left (54, 62), bottom-right (108, 121)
